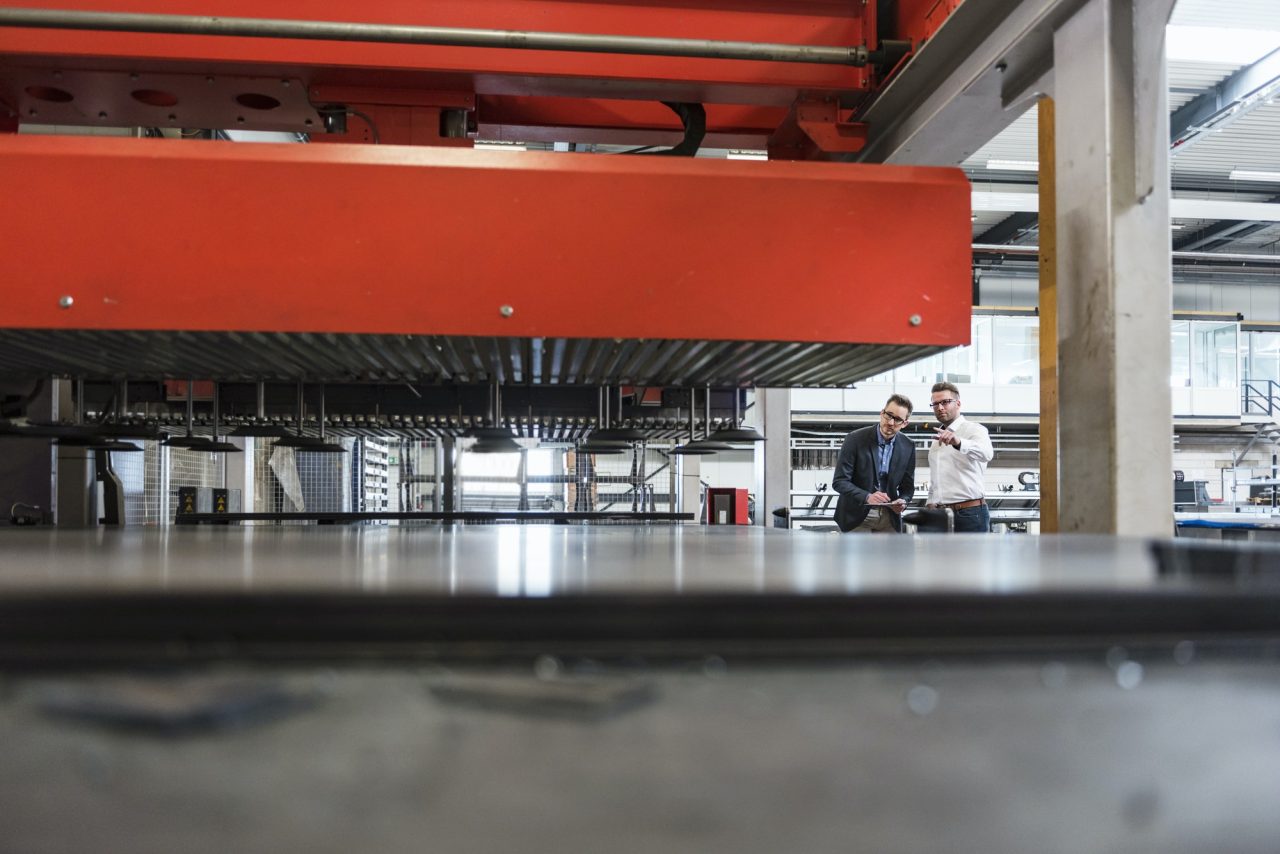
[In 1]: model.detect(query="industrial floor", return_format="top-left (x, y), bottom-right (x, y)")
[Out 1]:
top-left (0, 525), bottom-right (1159, 593)
top-left (0, 526), bottom-right (1277, 852)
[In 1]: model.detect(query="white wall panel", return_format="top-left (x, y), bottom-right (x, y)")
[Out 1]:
top-left (845, 384), bottom-right (893, 413)
top-left (1172, 386), bottom-right (1193, 416)
top-left (955, 384), bottom-right (995, 414)
top-left (790, 389), bottom-right (842, 411)
top-left (894, 385), bottom-right (935, 417)
top-left (1251, 286), bottom-right (1280, 321)
top-left (1191, 387), bottom-right (1241, 417)
top-left (994, 385), bottom-right (1040, 415)
top-left (1216, 284), bottom-right (1250, 315)
top-left (700, 452), bottom-right (755, 490)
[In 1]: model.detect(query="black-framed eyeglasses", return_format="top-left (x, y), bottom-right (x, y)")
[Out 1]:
top-left (930, 398), bottom-right (957, 409)
top-left (880, 410), bottom-right (908, 426)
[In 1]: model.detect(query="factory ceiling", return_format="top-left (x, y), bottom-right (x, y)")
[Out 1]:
top-left (968, 0), bottom-right (1280, 259)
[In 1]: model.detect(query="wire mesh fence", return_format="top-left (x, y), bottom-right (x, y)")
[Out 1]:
top-left (169, 445), bottom-right (226, 520)
top-left (395, 439), bottom-right (438, 513)
top-left (115, 440), bottom-right (226, 525)
top-left (252, 438), bottom-right (352, 517)
top-left (113, 442), bottom-right (148, 525)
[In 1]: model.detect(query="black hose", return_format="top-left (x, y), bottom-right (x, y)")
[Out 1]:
top-left (632, 102), bottom-right (706, 157)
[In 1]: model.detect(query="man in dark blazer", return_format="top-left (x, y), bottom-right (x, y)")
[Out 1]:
top-left (832, 394), bottom-right (916, 533)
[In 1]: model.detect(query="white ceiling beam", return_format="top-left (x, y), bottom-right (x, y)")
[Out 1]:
top-left (972, 191), bottom-right (1280, 222)
top-left (1169, 45), bottom-right (1280, 154)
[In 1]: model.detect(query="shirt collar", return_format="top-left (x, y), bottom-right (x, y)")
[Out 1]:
top-left (877, 430), bottom-right (895, 449)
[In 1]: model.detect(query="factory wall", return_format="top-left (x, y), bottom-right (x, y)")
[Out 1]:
top-left (699, 451), bottom-right (756, 492)
top-left (977, 273), bottom-right (1280, 321)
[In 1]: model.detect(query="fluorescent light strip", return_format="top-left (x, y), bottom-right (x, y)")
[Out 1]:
top-left (971, 192), bottom-right (1280, 222)
top-left (1229, 169), bottom-right (1280, 182)
top-left (985, 159), bottom-right (1039, 172)
top-left (1166, 25), bottom-right (1280, 65)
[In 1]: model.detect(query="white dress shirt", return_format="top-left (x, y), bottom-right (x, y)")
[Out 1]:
top-left (927, 413), bottom-right (994, 504)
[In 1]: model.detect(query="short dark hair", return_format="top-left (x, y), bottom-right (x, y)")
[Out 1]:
top-left (884, 393), bottom-right (913, 416)
top-left (931, 381), bottom-right (960, 398)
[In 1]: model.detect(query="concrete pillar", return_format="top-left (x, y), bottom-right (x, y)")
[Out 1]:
top-left (677, 453), bottom-right (701, 523)
top-left (1054, 0), bottom-right (1176, 535)
top-left (754, 388), bottom-right (791, 527)
top-left (224, 436), bottom-right (253, 513)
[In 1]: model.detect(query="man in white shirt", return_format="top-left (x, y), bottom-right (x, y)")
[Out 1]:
top-left (925, 382), bottom-right (994, 532)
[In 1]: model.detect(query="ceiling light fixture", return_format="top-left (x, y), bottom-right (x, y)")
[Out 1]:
top-left (464, 380), bottom-right (522, 453)
top-left (1166, 25), bottom-right (1280, 65)
top-left (985, 159), bottom-right (1039, 172)
top-left (706, 387), bottom-right (765, 444)
top-left (1229, 169), bottom-right (1280, 182)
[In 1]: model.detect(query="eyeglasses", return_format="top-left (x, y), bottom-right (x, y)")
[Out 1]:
top-left (880, 410), bottom-right (908, 426)
top-left (930, 398), bottom-right (957, 409)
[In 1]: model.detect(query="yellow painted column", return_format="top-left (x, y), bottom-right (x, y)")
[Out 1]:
top-left (1038, 97), bottom-right (1058, 533)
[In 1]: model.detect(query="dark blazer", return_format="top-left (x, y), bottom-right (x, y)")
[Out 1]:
top-left (831, 425), bottom-right (916, 532)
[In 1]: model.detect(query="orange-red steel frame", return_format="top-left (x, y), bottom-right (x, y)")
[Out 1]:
top-left (0, 0), bottom-right (875, 143)
top-left (1, 134), bottom-right (972, 348)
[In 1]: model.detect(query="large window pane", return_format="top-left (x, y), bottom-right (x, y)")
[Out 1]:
top-left (1213, 323), bottom-right (1239, 389)
top-left (895, 352), bottom-right (946, 384)
top-left (992, 317), bottom-right (1038, 385)
top-left (970, 317), bottom-right (995, 384)
top-left (1170, 321), bottom-right (1190, 387)
top-left (1191, 321), bottom-right (1238, 388)
top-left (1246, 331), bottom-right (1280, 385)
top-left (942, 345), bottom-right (973, 383)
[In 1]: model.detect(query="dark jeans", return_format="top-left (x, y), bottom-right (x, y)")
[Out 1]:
top-left (953, 504), bottom-right (991, 533)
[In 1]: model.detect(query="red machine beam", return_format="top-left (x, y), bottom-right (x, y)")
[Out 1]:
top-left (474, 97), bottom-right (786, 148)
top-left (1, 135), bottom-right (971, 348)
top-left (0, 0), bottom-right (871, 107)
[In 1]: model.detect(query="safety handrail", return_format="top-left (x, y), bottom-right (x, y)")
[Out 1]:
top-left (1242, 379), bottom-right (1280, 416)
